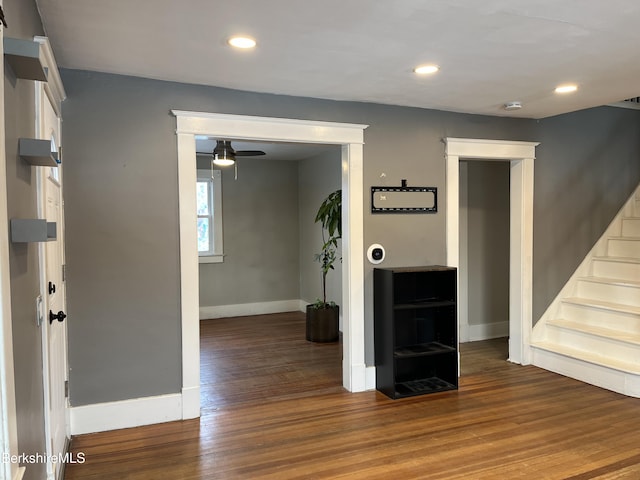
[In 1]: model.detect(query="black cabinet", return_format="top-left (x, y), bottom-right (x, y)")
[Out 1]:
top-left (374, 266), bottom-right (458, 399)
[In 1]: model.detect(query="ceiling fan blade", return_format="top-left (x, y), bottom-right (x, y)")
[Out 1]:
top-left (235, 150), bottom-right (266, 156)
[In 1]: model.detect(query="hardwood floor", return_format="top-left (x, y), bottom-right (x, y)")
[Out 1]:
top-left (65, 312), bottom-right (640, 479)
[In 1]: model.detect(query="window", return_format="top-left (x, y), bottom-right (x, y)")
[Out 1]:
top-left (197, 169), bottom-right (223, 263)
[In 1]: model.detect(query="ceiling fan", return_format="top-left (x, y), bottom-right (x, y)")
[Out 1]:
top-left (197, 140), bottom-right (265, 166)
top-left (197, 140), bottom-right (266, 180)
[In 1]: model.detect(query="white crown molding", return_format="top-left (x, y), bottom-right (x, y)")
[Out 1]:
top-left (34, 36), bottom-right (66, 115)
top-left (172, 111), bottom-right (367, 145)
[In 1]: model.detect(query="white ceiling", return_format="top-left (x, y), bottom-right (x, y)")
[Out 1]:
top-left (35, 0), bottom-right (640, 119)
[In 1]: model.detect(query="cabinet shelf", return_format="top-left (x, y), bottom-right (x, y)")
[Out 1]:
top-left (394, 300), bottom-right (455, 310)
top-left (374, 266), bottom-right (458, 399)
top-left (394, 342), bottom-right (455, 358)
top-left (395, 377), bottom-right (457, 397)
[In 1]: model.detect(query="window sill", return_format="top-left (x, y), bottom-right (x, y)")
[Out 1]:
top-left (199, 254), bottom-right (224, 264)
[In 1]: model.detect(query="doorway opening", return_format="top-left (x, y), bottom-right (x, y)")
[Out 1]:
top-left (174, 111), bottom-right (368, 418)
top-left (458, 160), bottom-right (510, 374)
top-left (444, 138), bottom-right (538, 366)
top-left (195, 138), bottom-right (343, 402)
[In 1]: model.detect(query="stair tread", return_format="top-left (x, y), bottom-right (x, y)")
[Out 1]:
top-left (593, 255), bottom-right (640, 264)
top-left (577, 276), bottom-right (640, 287)
top-left (563, 297), bottom-right (640, 316)
top-left (531, 341), bottom-right (640, 374)
top-left (609, 236), bottom-right (640, 241)
top-left (547, 318), bottom-right (640, 345)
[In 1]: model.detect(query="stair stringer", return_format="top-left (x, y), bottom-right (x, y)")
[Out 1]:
top-left (531, 183), bottom-right (640, 398)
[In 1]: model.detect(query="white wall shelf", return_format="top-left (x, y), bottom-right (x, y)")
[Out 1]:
top-left (10, 219), bottom-right (57, 243)
top-left (3, 37), bottom-right (48, 81)
top-left (19, 138), bottom-right (59, 166)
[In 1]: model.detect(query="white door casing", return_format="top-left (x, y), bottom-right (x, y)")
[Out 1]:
top-left (445, 138), bottom-right (537, 365)
top-left (42, 167), bottom-right (67, 479)
top-left (173, 111), bottom-right (368, 417)
top-left (35, 37), bottom-right (68, 480)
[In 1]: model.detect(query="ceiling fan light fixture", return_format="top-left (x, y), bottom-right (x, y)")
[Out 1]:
top-left (213, 155), bottom-right (235, 166)
top-left (213, 140), bottom-right (236, 166)
top-left (228, 36), bottom-right (256, 49)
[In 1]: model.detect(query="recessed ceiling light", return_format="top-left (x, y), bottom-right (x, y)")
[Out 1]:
top-left (228, 36), bottom-right (256, 49)
top-left (413, 65), bottom-right (439, 75)
top-left (555, 84), bottom-right (578, 94)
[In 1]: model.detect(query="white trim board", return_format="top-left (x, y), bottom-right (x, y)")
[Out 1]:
top-left (200, 300), bottom-right (305, 320)
top-left (461, 322), bottom-right (509, 343)
top-left (173, 111), bottom-right (369, 420)
top-left (445, 138), bottom-right (538, 365)
top-left (69, 393), bottom-right (183, 435)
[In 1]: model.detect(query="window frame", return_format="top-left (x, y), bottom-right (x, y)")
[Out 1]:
top-left (197, 168), bottom-right (224, 263)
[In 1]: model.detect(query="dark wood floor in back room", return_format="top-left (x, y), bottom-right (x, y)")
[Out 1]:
top-left (65, 312), bottom-right (640, 479)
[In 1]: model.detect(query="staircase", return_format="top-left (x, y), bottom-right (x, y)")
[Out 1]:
top-left (531, 186), bottom-right (640, 398)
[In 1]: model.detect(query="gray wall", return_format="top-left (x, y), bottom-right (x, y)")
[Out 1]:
top-left (198, 157), bottom-right (300, 308)
top-left (62, 73), bottom-right (182, 405)
top-left (463, 161), bottom-right (510, 328)
top-left (298, 150), bottom-right (342, 306)
top-left (4, 1), bottom-right (48, 479)
top-left (533, 106), bottom-right (640, 320)
top-left (60, 67), bottom-right (640, 403)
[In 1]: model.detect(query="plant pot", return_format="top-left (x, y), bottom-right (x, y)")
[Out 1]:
top-left (306, 304), bottom-right (339, 342)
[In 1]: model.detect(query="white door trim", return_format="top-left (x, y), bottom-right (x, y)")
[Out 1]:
top-left (34, 37), bottom-right (67, 480)
top-left (445, 138), bottom-right (538, 365)
top-left (173, 111), bottom-right (369, 417)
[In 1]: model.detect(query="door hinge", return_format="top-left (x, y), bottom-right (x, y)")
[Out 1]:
top-left (64, 380), bottom-right (69, 398)
top-left (62, 264), bottom-right (66, 282)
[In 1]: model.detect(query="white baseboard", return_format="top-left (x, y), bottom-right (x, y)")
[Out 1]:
top-left (466, 321), bottom-right (509, 342)
top-left (200, 299), bottom-right (305, 320)
top-left (70, 393), bottom-right (183, 435)
top-left (181, 385), bottom-right (200, 419)
top-left (14, 467), bottom-right (25, 480)
top-left (365, 366), bottom-right (376, 391)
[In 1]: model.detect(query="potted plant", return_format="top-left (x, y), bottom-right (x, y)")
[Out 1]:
top-left (306, 189), bottom-right (341, 342)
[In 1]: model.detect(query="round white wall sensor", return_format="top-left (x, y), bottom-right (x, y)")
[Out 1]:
top-left (367, 244), bottom-right (385, 264)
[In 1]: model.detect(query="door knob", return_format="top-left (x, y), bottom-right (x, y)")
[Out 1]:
top-left (48, 281), bottom-right (56, 294)
top-left (49, 310), bottom-right (66, 324)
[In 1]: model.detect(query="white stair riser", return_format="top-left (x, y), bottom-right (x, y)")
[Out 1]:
top-left (622, 218), bottom-right (640, 237)
top-left (576, 280), bottom-right (640, 308)
top-left (560, 303), bottom-right (640, 333)
top-left (592, 259), bottom-right (640, 282)
top-left (531, 347), bottom-right (640, 398)
top-left (545, 326), bottom-right (640, 364)
top-left (608, 238), bottom-right (640, 258)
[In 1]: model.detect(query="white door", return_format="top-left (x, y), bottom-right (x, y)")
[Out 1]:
top-left (45, 169), bottom-right (67, 474)
top-left (39, 86), bottom-right (68, 480)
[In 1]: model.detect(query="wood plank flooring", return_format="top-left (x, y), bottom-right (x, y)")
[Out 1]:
top-left (65, 312), bottom-right (640, 479)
